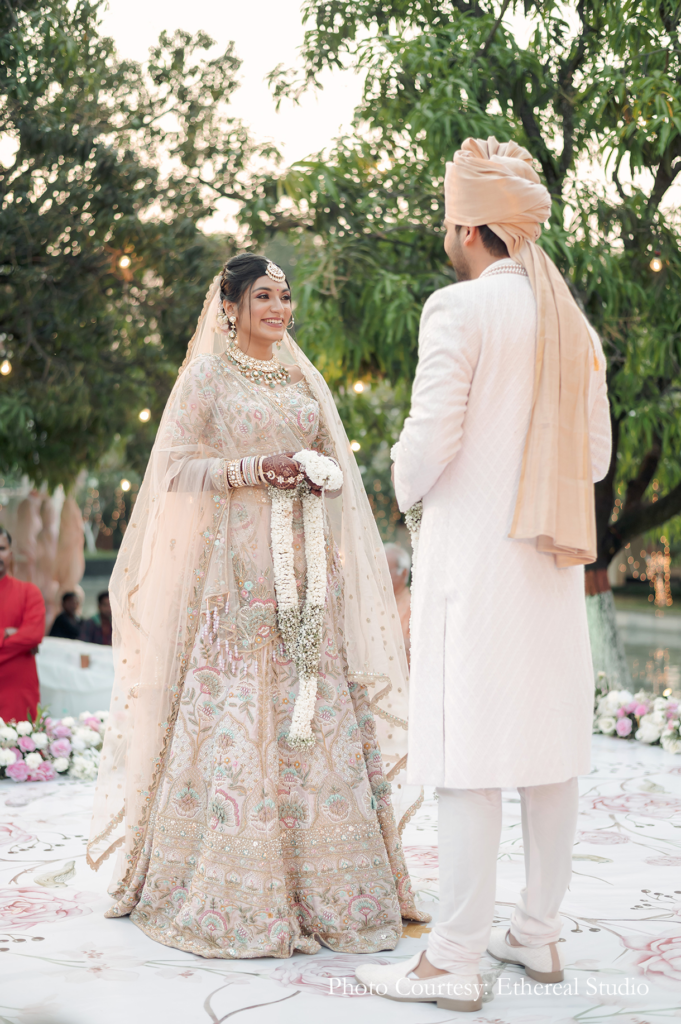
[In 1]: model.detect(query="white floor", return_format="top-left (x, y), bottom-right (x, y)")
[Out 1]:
top-left (1, 735), bottom-right (680, 1023)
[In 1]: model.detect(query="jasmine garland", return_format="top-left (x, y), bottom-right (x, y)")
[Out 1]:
top-left (269, 451), bottom-right (342, 749)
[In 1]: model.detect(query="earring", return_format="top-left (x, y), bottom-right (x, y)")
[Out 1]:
top-left (227, 316), bottom-right (237, 342)
top-left (289, 315), bottom-right (295, 328)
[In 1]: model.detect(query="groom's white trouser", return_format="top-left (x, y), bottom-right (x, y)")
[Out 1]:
top-left (427, 778), bottom-right (579, 974)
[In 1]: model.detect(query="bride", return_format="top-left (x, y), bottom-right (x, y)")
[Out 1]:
top-left (87, 253), bottom-right (428, 958)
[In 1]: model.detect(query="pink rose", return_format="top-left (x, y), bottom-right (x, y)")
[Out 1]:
top-left (623, 934), bottom-right (681, 984)
top-left (28, 761), bottom-right (55, 782)
top-left (577, 830), bottom-right (630, 845)
top-left (6, 760), bottom-right (29, 782)
top-left (50, 738), bottom-right (71, 758)
top-left (0, 823), bottom-right (34, 846)
top-left (0, 887), bottom-right (96, 929)
top-left (18, 736), bottom-right (36, 753)
top-left (635, 704), bottom-right (649, 717)
top-left (588, 793), bottom-right (681, 821)
top-left (83, 716), bottom-right (101, 732)
top-left (52, 724), bottom-right (72, 739)
top-left (623, 701), bottom-right (638, 714)
top-left (616, 718), bottom-right (633, 737)
top-left (616, 708), bottom-right (626, 718)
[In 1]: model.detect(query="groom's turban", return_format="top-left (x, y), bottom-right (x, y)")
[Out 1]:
top-left (444, 137), bottom-right (599, 567)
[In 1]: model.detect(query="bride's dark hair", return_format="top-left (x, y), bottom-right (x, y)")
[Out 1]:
top-left (219, 253), bottom-right (290, 307)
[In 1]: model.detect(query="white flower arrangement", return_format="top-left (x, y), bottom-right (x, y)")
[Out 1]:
top-left (0, 708), bottom-right (108, 781)
top-left (270, 451), bottom-right (341, 749)
top-left (592, 681), bottom-right (681, 753)
top-left (293, 449), bottom-right (343, 491)
top-left (404, 501), bottom-right (423, 569)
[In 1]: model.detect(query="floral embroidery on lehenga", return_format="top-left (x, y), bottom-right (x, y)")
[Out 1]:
top-left (104, 356), bottom-right (427, 958)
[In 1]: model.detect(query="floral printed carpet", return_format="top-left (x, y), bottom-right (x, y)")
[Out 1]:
top-left (1, 734), bottom-right (680, 1024)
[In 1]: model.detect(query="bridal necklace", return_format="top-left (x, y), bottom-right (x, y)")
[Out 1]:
top-left (225, 335), bottom-right (291, 388)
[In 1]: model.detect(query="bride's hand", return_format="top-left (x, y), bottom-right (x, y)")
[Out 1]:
top-left (262, 453), bottom-right (305, 490)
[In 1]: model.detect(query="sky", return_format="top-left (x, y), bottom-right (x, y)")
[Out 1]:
top-left (99, 0), bottom-right (364, 165)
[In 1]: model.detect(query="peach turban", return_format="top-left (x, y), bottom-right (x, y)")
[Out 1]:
top-left (445, 136), bottom-right (598, 567)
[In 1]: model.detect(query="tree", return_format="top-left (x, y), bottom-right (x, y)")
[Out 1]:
top-left (0, 0), bottom-right (265, 486)
top-left (244, 0), bottom-right (681, 589)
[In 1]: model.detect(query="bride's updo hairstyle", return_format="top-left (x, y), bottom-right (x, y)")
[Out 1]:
top-left (219, 253), bottom-right (291, 309)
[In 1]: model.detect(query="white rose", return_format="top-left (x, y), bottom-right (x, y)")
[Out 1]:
top-left (70, 755), bottom-right (98, 780)
top-left (661, 735), bottom-right (681, 755)
top-left (0, 748), bottom-right (17, 767)
top-left (78, 710), bottom-right (93, 721)
top-left (70, 736), bottom-right (86, 753)
top-left (74, 727), bottom-right (99, 748)
top-left (635, 715), bottom-right (662, 744)
top-left (597, 715), bottom-right (617, 736)
top-left (52, 757), bottom-right (70, 773)
top-left (653, 697), bottom-right (670, 713)
top-left (597, 690), bottom-right (630, 715)
top-left (95, 711), bottom-right (109, 722)
top-left (293, 449), bottom-right (343, 490)
top-left (31, 732), bottom-right (49, 750)
top-left (24, 752), bottom-right (43, 769)
top-left (60, 716), bottom-right (76, 728)
top-left (0, 717), bottom-right (5, 728)
top-left (0, 726), bottom-right (18, 745)
top-left (15, 721), bottom-right (33, 736)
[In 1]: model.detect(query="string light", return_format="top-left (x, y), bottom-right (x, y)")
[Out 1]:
top-left (350, 440), bottom-right (361, 452)
top-left (0, 359), bottom-right (11, 376)
top-left (120, 479), bottom-right (131, 492)
top-left (663, 687), bottom-right (673, 697)
top-left (138, 408), bottom-right (151, 422)
top-left (650, 255), bottom-right (663, 272)
top-left (353, 381), bottom-right (365, 393)
top-left (119, 255), bottom-right (131, 269)
top-left (646, 537), bottom-right (673, 608)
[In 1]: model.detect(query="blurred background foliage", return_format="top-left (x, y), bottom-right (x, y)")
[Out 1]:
top-left (243, 0), bottom-right (681, 565)
top-left (0, 0), bottom-right (262, 486)
top-left (2, 0), bottom-right (681, 563)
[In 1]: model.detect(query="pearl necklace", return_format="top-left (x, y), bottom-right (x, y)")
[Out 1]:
top-left (225, 339), bottom-right (291, 388)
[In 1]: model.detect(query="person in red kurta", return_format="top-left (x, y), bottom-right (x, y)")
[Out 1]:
top-left (0, 528), bottom-right (45, 722)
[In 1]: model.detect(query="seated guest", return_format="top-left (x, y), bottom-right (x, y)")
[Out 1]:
top-left (384, 542), bottom-right (412, 666)
top-left (49, 591), bottom-right (82, 640)
top-left (80, 590), bottom-right (112, 646)
top-left (0, 527), bottom-right (45, 721)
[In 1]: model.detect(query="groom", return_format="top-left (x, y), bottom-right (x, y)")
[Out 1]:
top-left (356, 137), bottom-right (611, 1012)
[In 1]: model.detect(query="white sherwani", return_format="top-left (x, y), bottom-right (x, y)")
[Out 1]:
top-left (393, 260), bottom-right (611, 789)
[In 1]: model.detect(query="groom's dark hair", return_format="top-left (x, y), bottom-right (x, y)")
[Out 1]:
top-left (455, 224), bottom-right (509, 259)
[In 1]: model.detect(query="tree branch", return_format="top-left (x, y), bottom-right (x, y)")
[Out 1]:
top-left (623, 435), bottom-right (662, 510)
top-left (481, 0), bottom-right (512, 55)
top-left (646, 154), bottom-right (681, 218)
top-left (3, 0), bottom-right (18, 29)
top-left (613, 477), bottom-right (681, 542)
top-left (556, 3), bottom-right (592, 179)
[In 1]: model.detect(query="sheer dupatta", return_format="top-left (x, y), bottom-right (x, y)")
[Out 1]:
top-left (87, 276), bottom-right (411, 890)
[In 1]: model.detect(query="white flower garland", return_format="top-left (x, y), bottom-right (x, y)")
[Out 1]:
top-left (404, 500), bottom-right (423, 570)
top-left (269, 451), bottom-right (342, 749)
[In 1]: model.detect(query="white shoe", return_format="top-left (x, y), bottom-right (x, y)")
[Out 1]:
top-left (487, 926), bottom-right (564, 983)
top-left (355, 952), bottom-right (484, 1011)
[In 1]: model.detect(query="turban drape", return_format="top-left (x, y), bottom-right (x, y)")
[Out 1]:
top-left (444, 136), bottom-right (598, 567)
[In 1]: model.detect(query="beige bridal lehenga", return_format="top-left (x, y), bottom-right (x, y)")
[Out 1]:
top-left (87, 276), bottom-right (428, 959)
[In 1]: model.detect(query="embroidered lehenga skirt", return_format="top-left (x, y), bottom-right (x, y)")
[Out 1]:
top-left (105, 364), bottom-right (425, 958)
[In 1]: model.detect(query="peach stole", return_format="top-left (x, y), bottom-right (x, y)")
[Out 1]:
top-left (444, 136), bottom-right (598, 567)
